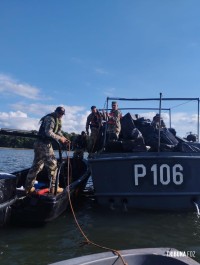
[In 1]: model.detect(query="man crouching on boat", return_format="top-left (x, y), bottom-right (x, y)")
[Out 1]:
top-left (25, 106), bottom-right (70, 194)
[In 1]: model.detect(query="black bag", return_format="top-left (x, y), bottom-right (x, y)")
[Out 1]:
top-left (122, 139), bottom-right (147, 152)
top-left (177, 142), bottom-right (200, 152)
top-left (105, 140), bottom-right (123, 152)
top-left (121, 112), bottom-right (136, 139)
top-left (145, 128), bottom-right (179, 151)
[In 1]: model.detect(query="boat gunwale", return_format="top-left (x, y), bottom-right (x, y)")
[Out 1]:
top-left (89, 152), bottom-right (200, 162)
top-left (48, 248), bottom-right (200, 265)
top-left (0, 196), bottom-right (18, 209)
top-left (94, 191), bottom-right (200, 197)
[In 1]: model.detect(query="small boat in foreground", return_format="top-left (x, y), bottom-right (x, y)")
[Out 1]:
top-left (0, 129), bottom-right (90, 226)
top-left (48, 248), bottom-right (200, 265)
top-left (0, 172), bottom-right (17, 225)
top-left (88, 95), bottom-right (200, 212)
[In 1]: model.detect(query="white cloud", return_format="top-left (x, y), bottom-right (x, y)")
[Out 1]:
top-left (0, 74), bottom-right (42, 99)
top-left (170, 112), bottom-right (198, 137)
top-left (0, 104), bottom-right (88, 134)
top-left (0, 111), bottom-right (27, 118)
top-left (139, 111), bottom-right (198, 137)
top-left (0, 111), bottom-right (38, 130)
top-left (11, 102), bottom-right (85, 116)
top-left (0, 104), bottom-right (198, 138)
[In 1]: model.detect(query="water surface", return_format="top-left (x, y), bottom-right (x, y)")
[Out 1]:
top-left (0, 148), bottom-right (200, 265)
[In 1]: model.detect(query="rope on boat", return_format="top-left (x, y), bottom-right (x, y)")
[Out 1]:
top-left (66, 143), bottom-right (128, 265)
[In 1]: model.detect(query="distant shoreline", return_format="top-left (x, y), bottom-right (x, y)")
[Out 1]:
top-left (0, 147), bottom-right (33, 150)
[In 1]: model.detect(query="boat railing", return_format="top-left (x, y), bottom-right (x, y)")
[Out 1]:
top-left (101, 94), bottom-right (200, 152)
top-left (0, 128), bottom-right (63, 161)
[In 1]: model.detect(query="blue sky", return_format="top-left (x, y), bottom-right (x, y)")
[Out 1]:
top-left (0, 0), bottom-right (200, 136)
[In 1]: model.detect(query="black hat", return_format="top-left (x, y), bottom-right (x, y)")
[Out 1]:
top-left (91, 106), bottom-right (96, 110)
top-left (112, 101), bottom-right (117, 105)
top-left (55, 106), bottom-right (65, 115)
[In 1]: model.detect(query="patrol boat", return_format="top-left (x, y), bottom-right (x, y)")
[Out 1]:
top-left (0, 129), bottom-right (90, 226)
top-left (88, 95), bottom-right (200, 211)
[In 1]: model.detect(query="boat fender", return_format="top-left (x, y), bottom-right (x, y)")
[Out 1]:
top-left (36, 188), bottom-right (49, 195)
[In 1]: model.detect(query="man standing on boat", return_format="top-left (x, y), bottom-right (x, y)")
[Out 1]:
top-left (105, 101), bottom-right (122, 140)
top-left (73, 131), bottom-right (88, 159)
top-left (86, 106), bottom-right (103, 153)
top-left (25, 106), bottom-right (70, 194)
top-left (151, 113), bottom-right (166, 129)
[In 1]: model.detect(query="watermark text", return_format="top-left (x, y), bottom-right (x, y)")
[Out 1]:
top-left (166, 250), bottom-right (195, 258)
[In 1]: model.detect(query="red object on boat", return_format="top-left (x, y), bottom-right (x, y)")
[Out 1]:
top-left (36, 188), bottom-right (49, 195)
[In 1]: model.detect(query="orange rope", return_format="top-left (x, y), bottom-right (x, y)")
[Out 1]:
top-left (66, 143), bottom-right (128, 265)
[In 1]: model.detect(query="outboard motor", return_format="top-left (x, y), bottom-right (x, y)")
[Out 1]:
top-left (0, 173), bottom-right (17, 226)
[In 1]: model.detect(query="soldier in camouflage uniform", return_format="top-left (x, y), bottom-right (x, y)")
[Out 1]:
top-left (73, 131), bottom-right (87, 159)
top-left (86, 106), bottom-right (103, 153)
top-left (151, 113), bottom-right (166, 129)
top-left (25, 106), bottom-right (70, 194)
top-left (105, 101), bottom-right (122, 140)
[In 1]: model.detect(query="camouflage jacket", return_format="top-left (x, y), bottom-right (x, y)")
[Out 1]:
top-left (86, 111), bottom-right (102, 131)
top-left (38, 112), bottom-right (63, 141)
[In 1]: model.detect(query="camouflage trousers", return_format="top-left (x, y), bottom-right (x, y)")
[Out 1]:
top-left (25, 140), bottom-right (57, 192)
top-left (88, 127), bottom-right (99, 153)
top-left (107, 124), bottom-right (121, 140)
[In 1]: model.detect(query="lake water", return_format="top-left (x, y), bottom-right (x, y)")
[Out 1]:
top-left (0, 148), bottom-right (200, 265)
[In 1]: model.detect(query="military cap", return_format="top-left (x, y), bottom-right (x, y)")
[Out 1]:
top-left (55, 106), bottom-right (65, 115)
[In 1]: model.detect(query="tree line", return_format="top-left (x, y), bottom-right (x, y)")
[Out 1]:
top-left (0, 131), bottom-right (78, 149)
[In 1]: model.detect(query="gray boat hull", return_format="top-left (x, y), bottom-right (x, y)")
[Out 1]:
top-left (49, 248), bottom-right (199, 265)
top-left (89, 152), bottom-right (200, 211)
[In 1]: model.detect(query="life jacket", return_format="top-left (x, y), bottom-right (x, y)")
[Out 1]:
top-left (38, 112), bottom-right (62, 137)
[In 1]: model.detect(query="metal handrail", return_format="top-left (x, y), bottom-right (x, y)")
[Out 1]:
top-left (102, 95), bottom-right (200, 150)
top-left (0, 128), bottom-right (62, 160)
